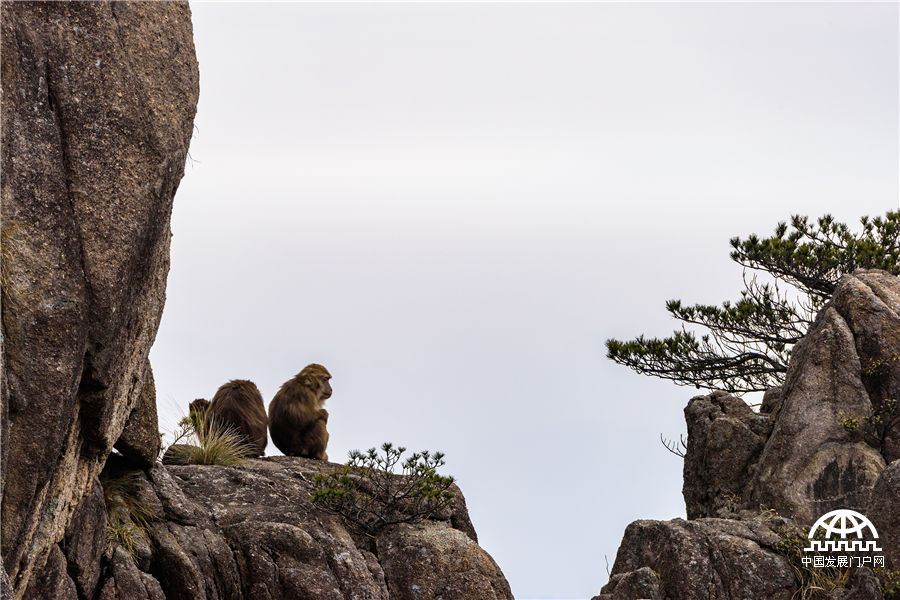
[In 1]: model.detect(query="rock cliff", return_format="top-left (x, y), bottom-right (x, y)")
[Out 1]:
top-left (597, 270), bottom-right (900, 599)
top-left (21, 456), bottom-right (512, 600)
top-left (1, 4), bottom-right (514, 599)
top-left (1, 2), bottom-right (198, 597)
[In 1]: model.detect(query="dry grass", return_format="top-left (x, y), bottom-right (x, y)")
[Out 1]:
top-left (774, 525), bottom-right (851, 600)
top-left (106, 521), bottom-right (142, 555)
top-left (101, 470), bottom-right (156, 555)
top-left (163, 414), bottom-right (253, 466)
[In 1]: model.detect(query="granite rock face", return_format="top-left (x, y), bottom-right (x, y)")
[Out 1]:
top-left (594, 517), bottom-right (797, 600)
top-left (682, 390), bottom-right (771, 519)
top-left (599, 271), bottom-right (900, 599)
top-left (682, 271), bottom-right (900, 525)
top-left (684, 270), bottom-right (899, 525)
top-left (868, 458), bottom-right (900, 569)
top-left (747, 300), bottom-right (887, 523)
top-left (0, 2), bottom-right (199, 596)
top-left (114, 360), bottom-right (162, 469)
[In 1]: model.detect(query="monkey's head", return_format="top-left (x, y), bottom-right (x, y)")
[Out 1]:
top-left (299, 363), bottom-right (332, 402)
top-left (188, 398), bottom-right (210, 431)
top-left (189, 398), bottom-right (210, 415)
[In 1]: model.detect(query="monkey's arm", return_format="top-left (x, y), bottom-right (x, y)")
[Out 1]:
top-left (305, 418), bottom-right (329, 460)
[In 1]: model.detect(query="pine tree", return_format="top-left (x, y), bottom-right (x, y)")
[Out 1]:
top-left (606, 211), bottom-right (900, 393)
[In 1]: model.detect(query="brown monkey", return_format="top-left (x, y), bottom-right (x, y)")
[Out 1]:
top-left (206, 380), bottom-right (268, 457)
top-left (268, 364), bottom-right (332, 460)
top-left (188, 398), bottom-right (210, 432)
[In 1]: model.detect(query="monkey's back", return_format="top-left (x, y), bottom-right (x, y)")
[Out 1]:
top-left (209, 379), bottom-right (268, 457)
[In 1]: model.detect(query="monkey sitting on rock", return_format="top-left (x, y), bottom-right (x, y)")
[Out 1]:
top-left (268, 363), bottom-right (332, 460)
top-left (191, 380), bottom-right (268, 458)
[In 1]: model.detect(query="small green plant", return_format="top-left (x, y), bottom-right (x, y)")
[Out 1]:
top-left (876, 567), bottom-right (900, 598)
top-left (774, 525), bottom-right (850, 600)
top-left (863, 354), bottom-right (900, 377)
top-left (718, 491), bottom-right (741, 515)
top-left (161, 413), bottom-right (253, 466)
top-left (311, 442), bottom-right (455, 536)
top-left (102, 471), bottom-right (156, 555)
top-left (838, 414), bottom-right (861, 432)
top-left (839, 397), bottom-right (899, 455)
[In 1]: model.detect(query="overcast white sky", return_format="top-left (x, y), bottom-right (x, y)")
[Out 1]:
top-left (150, 3), bottom-right (899, 598)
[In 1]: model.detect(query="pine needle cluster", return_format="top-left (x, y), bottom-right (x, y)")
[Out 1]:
top-left (607, 211), bottom-right (900, 393)
top-left (310, 442), bottom-right (455, 536)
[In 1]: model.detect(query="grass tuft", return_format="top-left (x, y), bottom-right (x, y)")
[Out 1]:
top-left (163, 414), bottom-right (253, 466)
top-left (106, 522), bottom-right (141, 555)
top-left (774, 524), bottom-right (851, 600)
top-left (101, 470), bottom-right (156, 555)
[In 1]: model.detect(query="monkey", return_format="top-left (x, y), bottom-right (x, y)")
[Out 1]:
top-left (204, 380), bottom-right (268, 458)
top-left (188, 398), bottom-right (210, 432)
top-left (268, 364), bottom-right (332, 460)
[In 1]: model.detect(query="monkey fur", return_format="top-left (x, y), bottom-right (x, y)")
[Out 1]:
top-left (268, 364), bottom-right (332, 460)
top-left (203, 380), bottom-right (268, 457)
top-left (188, 398), bottom-right (210, 432)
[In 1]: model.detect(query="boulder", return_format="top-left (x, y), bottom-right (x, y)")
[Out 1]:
top-left (867, 459), bottom-right (900, 569)
top-left (680, 272), bottom-right (900, 527)
top-left (748, 271), bottom-right (900, 524)
top-left (592, 566), bottom-right (661, 600)
top-left (596, 517), bottom-right (796, 600)
top-left (114, 360), bottom-right (162, 469)
top-left (377, 522), bottom-right (513, 600)
top-left (682, 390), bottom-right (771, 519)
top-left (97, 547), bottom-right (166, 600)
top-left (62, 480), bottom-right (108, 598)
top-left (830, 270), bottom-right (900, 462)
top-left (21, 545), bottom-right (77, 600)
top-left (0, 2), bottom-right (199, 596)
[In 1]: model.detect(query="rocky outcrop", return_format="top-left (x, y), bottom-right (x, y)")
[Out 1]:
top-left (868, 459), bottom-right (900, 569)
top-left (115, 360), bottom-right (163, 469)
top-left (747, 301), bottom-right (887, 524)
top-left (1, 2), bottom-right (199, 597)
top-left (23, 457), bottom-right (513, 600)
top-left (594, 516), bottom-right (797, 600)
top-left (682, 271), bottom-right (900, 525)
top-left (680, 270), bottom-right (900, 527)
top-left (682, 390), bottom-right (771, 519)
top-left (599, 270), bottom-right (900, 599)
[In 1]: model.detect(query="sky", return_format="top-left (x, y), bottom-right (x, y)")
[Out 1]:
top-left (149, 3), bottom-right (899, 598)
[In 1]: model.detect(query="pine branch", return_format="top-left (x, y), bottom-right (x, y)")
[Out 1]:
top-left (607, 211), bottom-right (899, 394)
